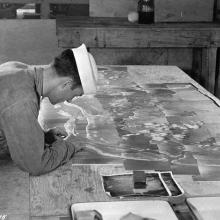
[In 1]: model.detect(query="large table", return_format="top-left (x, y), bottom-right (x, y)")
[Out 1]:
top-left (2, 65), bottom-right (220, 220)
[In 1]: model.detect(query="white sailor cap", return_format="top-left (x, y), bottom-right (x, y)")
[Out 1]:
top-left (72, 44), bottom-right (98, 95)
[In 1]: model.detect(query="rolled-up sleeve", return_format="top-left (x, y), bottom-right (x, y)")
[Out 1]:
top-left (0, 100), bottom-right (76, 176)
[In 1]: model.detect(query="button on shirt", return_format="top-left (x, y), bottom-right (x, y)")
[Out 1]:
top-left (0, 61), bottom-right (76, 175)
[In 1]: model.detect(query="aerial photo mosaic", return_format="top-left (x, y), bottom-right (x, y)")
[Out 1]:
top-left (38, 66), bottom-right (220, 180)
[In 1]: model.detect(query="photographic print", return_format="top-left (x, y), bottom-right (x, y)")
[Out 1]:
top-left (71, 200), bottom-right (178, 220)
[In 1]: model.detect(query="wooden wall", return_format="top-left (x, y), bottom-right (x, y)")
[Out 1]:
top-left (90, 48), bottom-right (193, 75)
top-left (0, 0), bottom-right (217, 95)
top-left (0, 19), bottom-right (61, 65)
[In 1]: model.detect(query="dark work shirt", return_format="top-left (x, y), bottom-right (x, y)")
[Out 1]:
top-left (0, 61), bottom-right (75, 175)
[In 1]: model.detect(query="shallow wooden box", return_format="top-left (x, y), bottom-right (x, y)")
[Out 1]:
top-left (154, 0), bottom-right (214, 22)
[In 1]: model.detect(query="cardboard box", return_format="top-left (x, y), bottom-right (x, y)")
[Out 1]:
top-left (154, 0), bottom-right (214, 22)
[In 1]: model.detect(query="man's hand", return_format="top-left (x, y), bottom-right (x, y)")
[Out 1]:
top-left (51, 127), bottom-right (68, 139)
top-left (65, 135), bottom-right (87, 153)
top-left (44, 127), bottom-right (68, 144)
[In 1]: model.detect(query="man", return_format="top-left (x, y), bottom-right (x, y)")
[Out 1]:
top-left (0, 44), bottom-right (97, 176)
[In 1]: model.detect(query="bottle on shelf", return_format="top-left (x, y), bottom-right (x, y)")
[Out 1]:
top-left (137, 0), bottom-right (154, 24)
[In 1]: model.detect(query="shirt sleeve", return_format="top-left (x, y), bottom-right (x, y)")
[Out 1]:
top-left (0, 100), bottom-right (76, 176)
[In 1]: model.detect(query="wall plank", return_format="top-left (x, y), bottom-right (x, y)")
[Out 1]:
top-left (90, 48), bottom-right (167, 65)
top-left (154, 0), bottom-right (214, 22)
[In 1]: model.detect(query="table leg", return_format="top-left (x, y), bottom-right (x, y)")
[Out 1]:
top-left (201, 47), bottom-right (217, 94)
top-left (193, 48), bottom-right (218, 94)
top-left (214, 48), bottom-right (220, 98)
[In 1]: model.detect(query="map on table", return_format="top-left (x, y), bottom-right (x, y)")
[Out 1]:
top-left (39, 66), bottom-right (220, 180)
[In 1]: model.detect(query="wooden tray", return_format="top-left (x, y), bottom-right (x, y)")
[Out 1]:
top-left (71, 200), bottom-right (178, 220)
top-left (187, 197), bottom-right (220, 220)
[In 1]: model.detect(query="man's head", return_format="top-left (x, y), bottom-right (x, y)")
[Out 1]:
top-left (43, 49), bottom-right (83, 104)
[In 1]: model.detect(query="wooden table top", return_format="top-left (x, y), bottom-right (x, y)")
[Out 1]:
top-left (2, 65), bottom-right (220, 220)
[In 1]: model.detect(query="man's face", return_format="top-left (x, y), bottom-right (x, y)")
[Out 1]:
top-left (48, 81), bottom-right (83, 105)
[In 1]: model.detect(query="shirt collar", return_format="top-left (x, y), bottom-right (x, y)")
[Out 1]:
top-left (29, 66), bottom-right (43, 98)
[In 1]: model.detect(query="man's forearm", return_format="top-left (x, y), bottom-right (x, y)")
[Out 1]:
top-left (1, 101), bottom-right (76, 176)
top-left (32, 139), bottom-right (76, 176)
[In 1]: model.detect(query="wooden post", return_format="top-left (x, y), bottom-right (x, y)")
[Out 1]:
top-left (215, 48), bottom-right (220, 97)
top-left (200, 47), bottom-right (217, 94)
top-left (216, 0), bottom-right (220, 21)
top-left (40, 0), bottom-right (50, 19)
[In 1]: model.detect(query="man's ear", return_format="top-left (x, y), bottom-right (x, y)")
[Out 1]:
top-left (62, 79), bottom-right (73, 89)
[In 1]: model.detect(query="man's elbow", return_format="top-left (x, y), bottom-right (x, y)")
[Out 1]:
top-left (27, 164), bottom-right (58, 176)
top-left (23, 163), bottom-right (47, 176)
top-left (29, 168), bottom-right (45, 176)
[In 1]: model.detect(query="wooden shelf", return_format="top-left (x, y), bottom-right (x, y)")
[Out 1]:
top-left (57, 17), bottom-right (220, 48)
top-left (57, 17), bottom-right (220, 28)
top-left (57, 17), bottom-right (220, 95)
